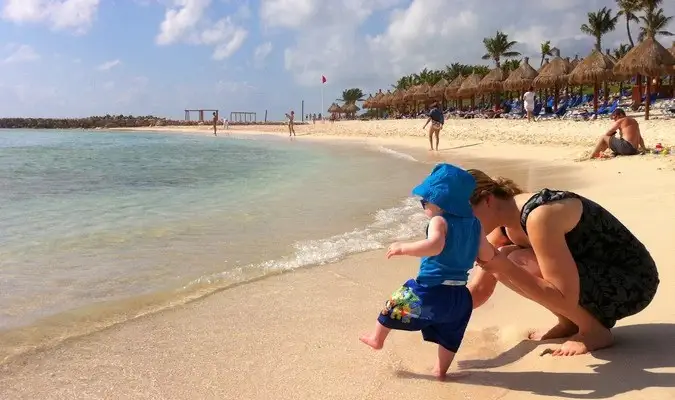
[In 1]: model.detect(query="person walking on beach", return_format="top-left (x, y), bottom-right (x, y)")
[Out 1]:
top-left (523, 87), bottom-right (536, 122)
top-left (589, 108), bottom-right (646, 159)
top-left (285, 110), bottom-right (296, 137)
top-left (360, 164), bottom-right (497, 380)
top-left (423, 103), bottom-right (444, 151)
top-left (212, 112), bottom-right (218, 136)
top-left (465, 170), bottom-right (659, 356)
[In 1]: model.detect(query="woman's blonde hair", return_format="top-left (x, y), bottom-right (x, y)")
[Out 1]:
top-left (467, 169), bottom-right (523, 204)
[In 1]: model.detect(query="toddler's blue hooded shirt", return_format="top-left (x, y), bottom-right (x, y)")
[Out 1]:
top-left (412, 163), bottom-right (481, 285)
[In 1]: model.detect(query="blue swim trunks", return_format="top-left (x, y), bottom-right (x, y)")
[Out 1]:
top-left (377, 279), bottom-right (472, 353)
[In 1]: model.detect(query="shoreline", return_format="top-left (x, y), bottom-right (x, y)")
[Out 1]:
top-left (1, 125), bottom-right (674, 399)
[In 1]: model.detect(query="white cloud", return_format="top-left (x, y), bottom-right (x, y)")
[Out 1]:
top-left (96, 59), bottom-right (122, 71)
top-left (2, 44), bottom-right (41, 64)
top-left (271, 0), bottom-right (675, 90)
top-left (253, 42), bottom-right (273, 68)
top-left (1, 0), bottom-right (100, 34)
top-left (155, 0), bottom-right (248, 60)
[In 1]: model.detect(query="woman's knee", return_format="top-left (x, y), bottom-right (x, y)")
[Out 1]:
top-left (507, 248), bottom-right (542, 277)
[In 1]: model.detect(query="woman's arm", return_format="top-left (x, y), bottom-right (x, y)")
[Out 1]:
top-left (478, 202), bottom-right (598, 327)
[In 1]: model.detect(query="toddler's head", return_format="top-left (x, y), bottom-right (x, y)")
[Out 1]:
top-left (412, 163), bottom-right (476, 219)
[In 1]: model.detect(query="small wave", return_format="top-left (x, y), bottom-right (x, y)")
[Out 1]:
top-left (374, 146), bottom-right (418, 162)
top-left (185, 197), bottom-right (427, 287)
top-left (0, 198), bottom-right (427, 364)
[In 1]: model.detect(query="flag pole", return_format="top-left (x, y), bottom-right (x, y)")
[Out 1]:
top-left (321, 83), bottom-right (324, 120)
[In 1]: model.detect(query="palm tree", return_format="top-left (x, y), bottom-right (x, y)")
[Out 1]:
top-left (580, 7), bottom-right (619, 51)
top-left (539, 41), bottom-right (554, 66)
top-left (501, 59), bottom-right (521, 73)
top-left (616, 0), bottom-right (641, 47)
top-left (638, 7), bottom-right (673, 41)
top-left (613, 43), bottom-right (631, 59)
top-left (337, 88), bottom-right (364, 105)
top-left (481, 31), bottom-right (521, 68)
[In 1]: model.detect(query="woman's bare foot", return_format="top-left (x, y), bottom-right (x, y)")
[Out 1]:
top-left (359, 334), bottom-right (383, 350)
top-left (551, 328), bottom-right (613, 356)
top-left (529, 318), bottom-right (578, 341)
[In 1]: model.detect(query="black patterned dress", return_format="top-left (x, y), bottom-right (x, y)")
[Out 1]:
top-left (520, 189), bottom-right (659, 328)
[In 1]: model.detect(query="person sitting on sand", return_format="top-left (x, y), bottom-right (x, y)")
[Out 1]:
top-left (360, 163), bottom-right (497, 380)
top-left (589, 108), bottom-right (646, 159)
top-left (465, 170), bottom-right (659, 356)
top-left (423, 103), bottom-right (444, 151)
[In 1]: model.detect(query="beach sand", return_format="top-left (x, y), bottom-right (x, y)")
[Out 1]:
top-left (3, 120), bottom-right (675, 399)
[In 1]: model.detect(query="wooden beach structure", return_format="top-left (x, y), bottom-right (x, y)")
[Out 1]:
top-left (184, 109), bottom-right (219, 122)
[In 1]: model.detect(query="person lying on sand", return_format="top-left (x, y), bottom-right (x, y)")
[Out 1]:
top-left (589, 108), bottom-right (646, 159)
top-left (423, 103), bottom-right (444, 151)
top-left (465, 171), bottom-right (659, 356)
top-left (360, 164), bottom-right (496, 380)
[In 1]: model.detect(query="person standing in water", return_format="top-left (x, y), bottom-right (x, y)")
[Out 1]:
top-left (285, 110), bottom-right (296, 137)
top-left (212, 112), bottom-right (218, 136)
top-left (423, 103), bottom-right (444, 151)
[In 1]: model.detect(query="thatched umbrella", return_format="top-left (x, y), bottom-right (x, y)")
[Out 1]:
top-left (613, 37), bottom-right (675, 119)
top-left (445, 75), bottom-right (464, 101)
top-left (378, 90), bottom-right (391, 109)
top-left (343, 103), bottom-right (359, 117)
top-left (371, 90), bottom-right (385, 109)
top-left (430, 78), bottom-right (449, 102)
top-left (571, 54), bottom-right (582, 68)
top-left (414, 83), bottom-right (431, 103)
top-left (403, 85), bottom-right (419, 105)
top-left (533, 56), bottom-right (572, 111)
top-left (362, 94), bottom-right (373, 109)
top-left (458, 73), bottom-right (482, 108)
top-left (392, 89), bottom-right (406, 109)
top-left (478, 67), bottom-right (508, 93)
top-left (327, 103), bottom-right (343, 114)
top-left (568, 50), bottom-right (616, 113)
top-left (503, 57), bottom-right (538, 92)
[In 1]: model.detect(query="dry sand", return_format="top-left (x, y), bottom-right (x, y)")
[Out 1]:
top-left (3, 119), bottom-right (675, 399)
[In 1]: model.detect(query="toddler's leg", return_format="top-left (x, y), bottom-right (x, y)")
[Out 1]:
top-left (432, 345), bottom-right (456, 381)
top-left (359, 321), bottom-right (391, 350)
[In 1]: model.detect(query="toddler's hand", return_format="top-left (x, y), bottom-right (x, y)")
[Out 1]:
top-left (386, 242), bottom-right (405, 259)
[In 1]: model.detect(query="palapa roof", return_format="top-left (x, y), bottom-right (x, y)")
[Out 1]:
top-left (613, 37), bottom-right (675, 77)
top-left (362, 94), bottom-right (373, 109)
top-left (378, 90), bottom-right (392, 107)
top-left (444, 75), bottom-right (464, 99)
top-left (327, 103), bottom-right (343, 113)
top-left (604, 49), bottom-right (617, 63)
top-left (568, 50), bottom-right (616, 85)
top-left (503, 57), bottom-right (538, 91)
top-left (403, 85), bottom-right (419, 103)
top-left (533, 56), bottom-right (572, 88)
top-left (430, 78), bottom-right (449, 99)
top-left (343, 103), bottom-right (360, 113)
top-left (392, 88), bottom-right (406, 105)
top-left (457, 73), bottom-right (482, 96)
top-left (477, 67), bottom-right (508, 93)
top-left (571, 55), bottom-right (581, 67)
top-left (371, 90), bottom-right (385, 108)
top-left (413, 83), bottom-right (431, 101)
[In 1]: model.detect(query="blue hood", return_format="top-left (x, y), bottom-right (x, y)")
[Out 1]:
top-left (412, 163), bottom-right (475, 217)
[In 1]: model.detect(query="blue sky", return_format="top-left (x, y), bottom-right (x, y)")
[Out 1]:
top-left (0, 0), bottom-right (673, 120)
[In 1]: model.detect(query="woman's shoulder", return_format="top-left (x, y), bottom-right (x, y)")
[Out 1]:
top-left (518, 190), bottom-right (583, 233)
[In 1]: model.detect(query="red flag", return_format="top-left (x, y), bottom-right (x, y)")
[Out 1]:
top-left (321, 75), bottom-right (326, 84)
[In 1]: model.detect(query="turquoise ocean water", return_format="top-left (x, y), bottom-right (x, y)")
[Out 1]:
top-left (0, 130), bottom-right (431, 359)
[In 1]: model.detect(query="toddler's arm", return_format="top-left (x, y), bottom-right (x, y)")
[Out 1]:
top-left (386, 216), bottom-right (446, 258)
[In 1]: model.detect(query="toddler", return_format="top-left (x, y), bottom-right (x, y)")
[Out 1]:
top-left (359, 163), bottom-right (496, 380)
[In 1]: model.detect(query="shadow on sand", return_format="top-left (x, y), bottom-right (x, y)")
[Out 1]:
top-left (397, 323), bottom-right (675, 399)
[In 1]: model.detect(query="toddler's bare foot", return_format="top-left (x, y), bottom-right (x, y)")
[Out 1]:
top-left (359, 333), bottom-right (383, 350)
top-left (431, 366), bottom-right (447, 381)
top-left (529, 319), bottom-right (578, 341)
